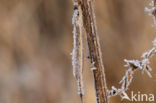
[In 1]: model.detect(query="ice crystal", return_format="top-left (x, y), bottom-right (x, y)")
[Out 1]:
top-left (153, 38), bottom-right (156, 47)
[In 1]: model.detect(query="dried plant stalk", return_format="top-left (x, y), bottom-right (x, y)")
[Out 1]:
top-left (79, 0), bottom-right (108, 103)
top-left (72, 0), bottom-right (84, 101)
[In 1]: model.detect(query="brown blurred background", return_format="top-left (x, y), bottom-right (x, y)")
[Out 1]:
top-left (0, 0), bottom-right (156, 103)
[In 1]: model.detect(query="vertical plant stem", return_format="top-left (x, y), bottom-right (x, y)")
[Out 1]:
top-left (72, 0), bottom-right (84, 101)
top-left (80, 0), bottom-right (108, 103)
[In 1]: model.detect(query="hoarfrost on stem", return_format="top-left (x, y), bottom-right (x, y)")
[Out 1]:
top-left (72, 0), bottom-right (84, 98)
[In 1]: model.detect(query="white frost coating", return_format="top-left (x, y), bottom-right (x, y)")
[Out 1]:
top-left (145, 0), bottom-right (156, 27)
top-left (124, 58), bottom-right (152, 77)
top-left (72, 1), bottom-right (79, 25)
top-left (141, 48), bottom-right (155, 58)
top-left (72, 10), bottom-right (78, 25)
top-left (153, 38), bottom-right (156, 47)
top-left (77, 80), bottom-right (84, 95)
top-left (72, 2), bottom-right (84, 96)
top-left (149, 0), bottom-right (154, 6)
top-left (90, 67), bottom-right (97, 71)
top-left (72, 23), bottom-right (78, 77)
top-left (120, 68), bottom-right (133, 91)
top-left (72, 4), bottom-right (79, 77)
top-left (144, 7), bottom-right (155, 16)
top-left (90, 61), bottom-right (96, 71)
top-left (124, 59), bottom-right (142, 69)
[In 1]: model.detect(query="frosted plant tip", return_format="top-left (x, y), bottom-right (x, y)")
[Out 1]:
top-left (152, 38), bottom-right (156, 47)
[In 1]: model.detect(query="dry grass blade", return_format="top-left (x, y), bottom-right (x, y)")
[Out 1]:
top-left (79, 0), bottom-right (108, 103)
top-left (72, 0), bottom-right (84, 102)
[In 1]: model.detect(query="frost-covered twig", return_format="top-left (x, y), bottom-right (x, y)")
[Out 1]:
top-left (107, 38), bottom-right (156, 98)
top-left (72, 0), bottom-right (84, 101)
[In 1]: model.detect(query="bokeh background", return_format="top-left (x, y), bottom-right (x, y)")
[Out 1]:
top-left (0, 0), bottom-right (156, 103)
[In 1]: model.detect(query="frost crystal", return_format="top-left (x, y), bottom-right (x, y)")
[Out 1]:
top-left (145, 7), bottom-right (155, 16)
top-left (145, 0), bottom-right (156, 27)
top-left (153, 38), bottom-right (156, 47)
top-left (90, 67), bottom-right (97, 71)
top-left (72, 10), bottom-right (78, 25)
top-left (141, 48), bottom-right (155, 58)
top-left (124, 59), bottom-right (141, 69)
top-left (149, 0), bottom-right (154, 6)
